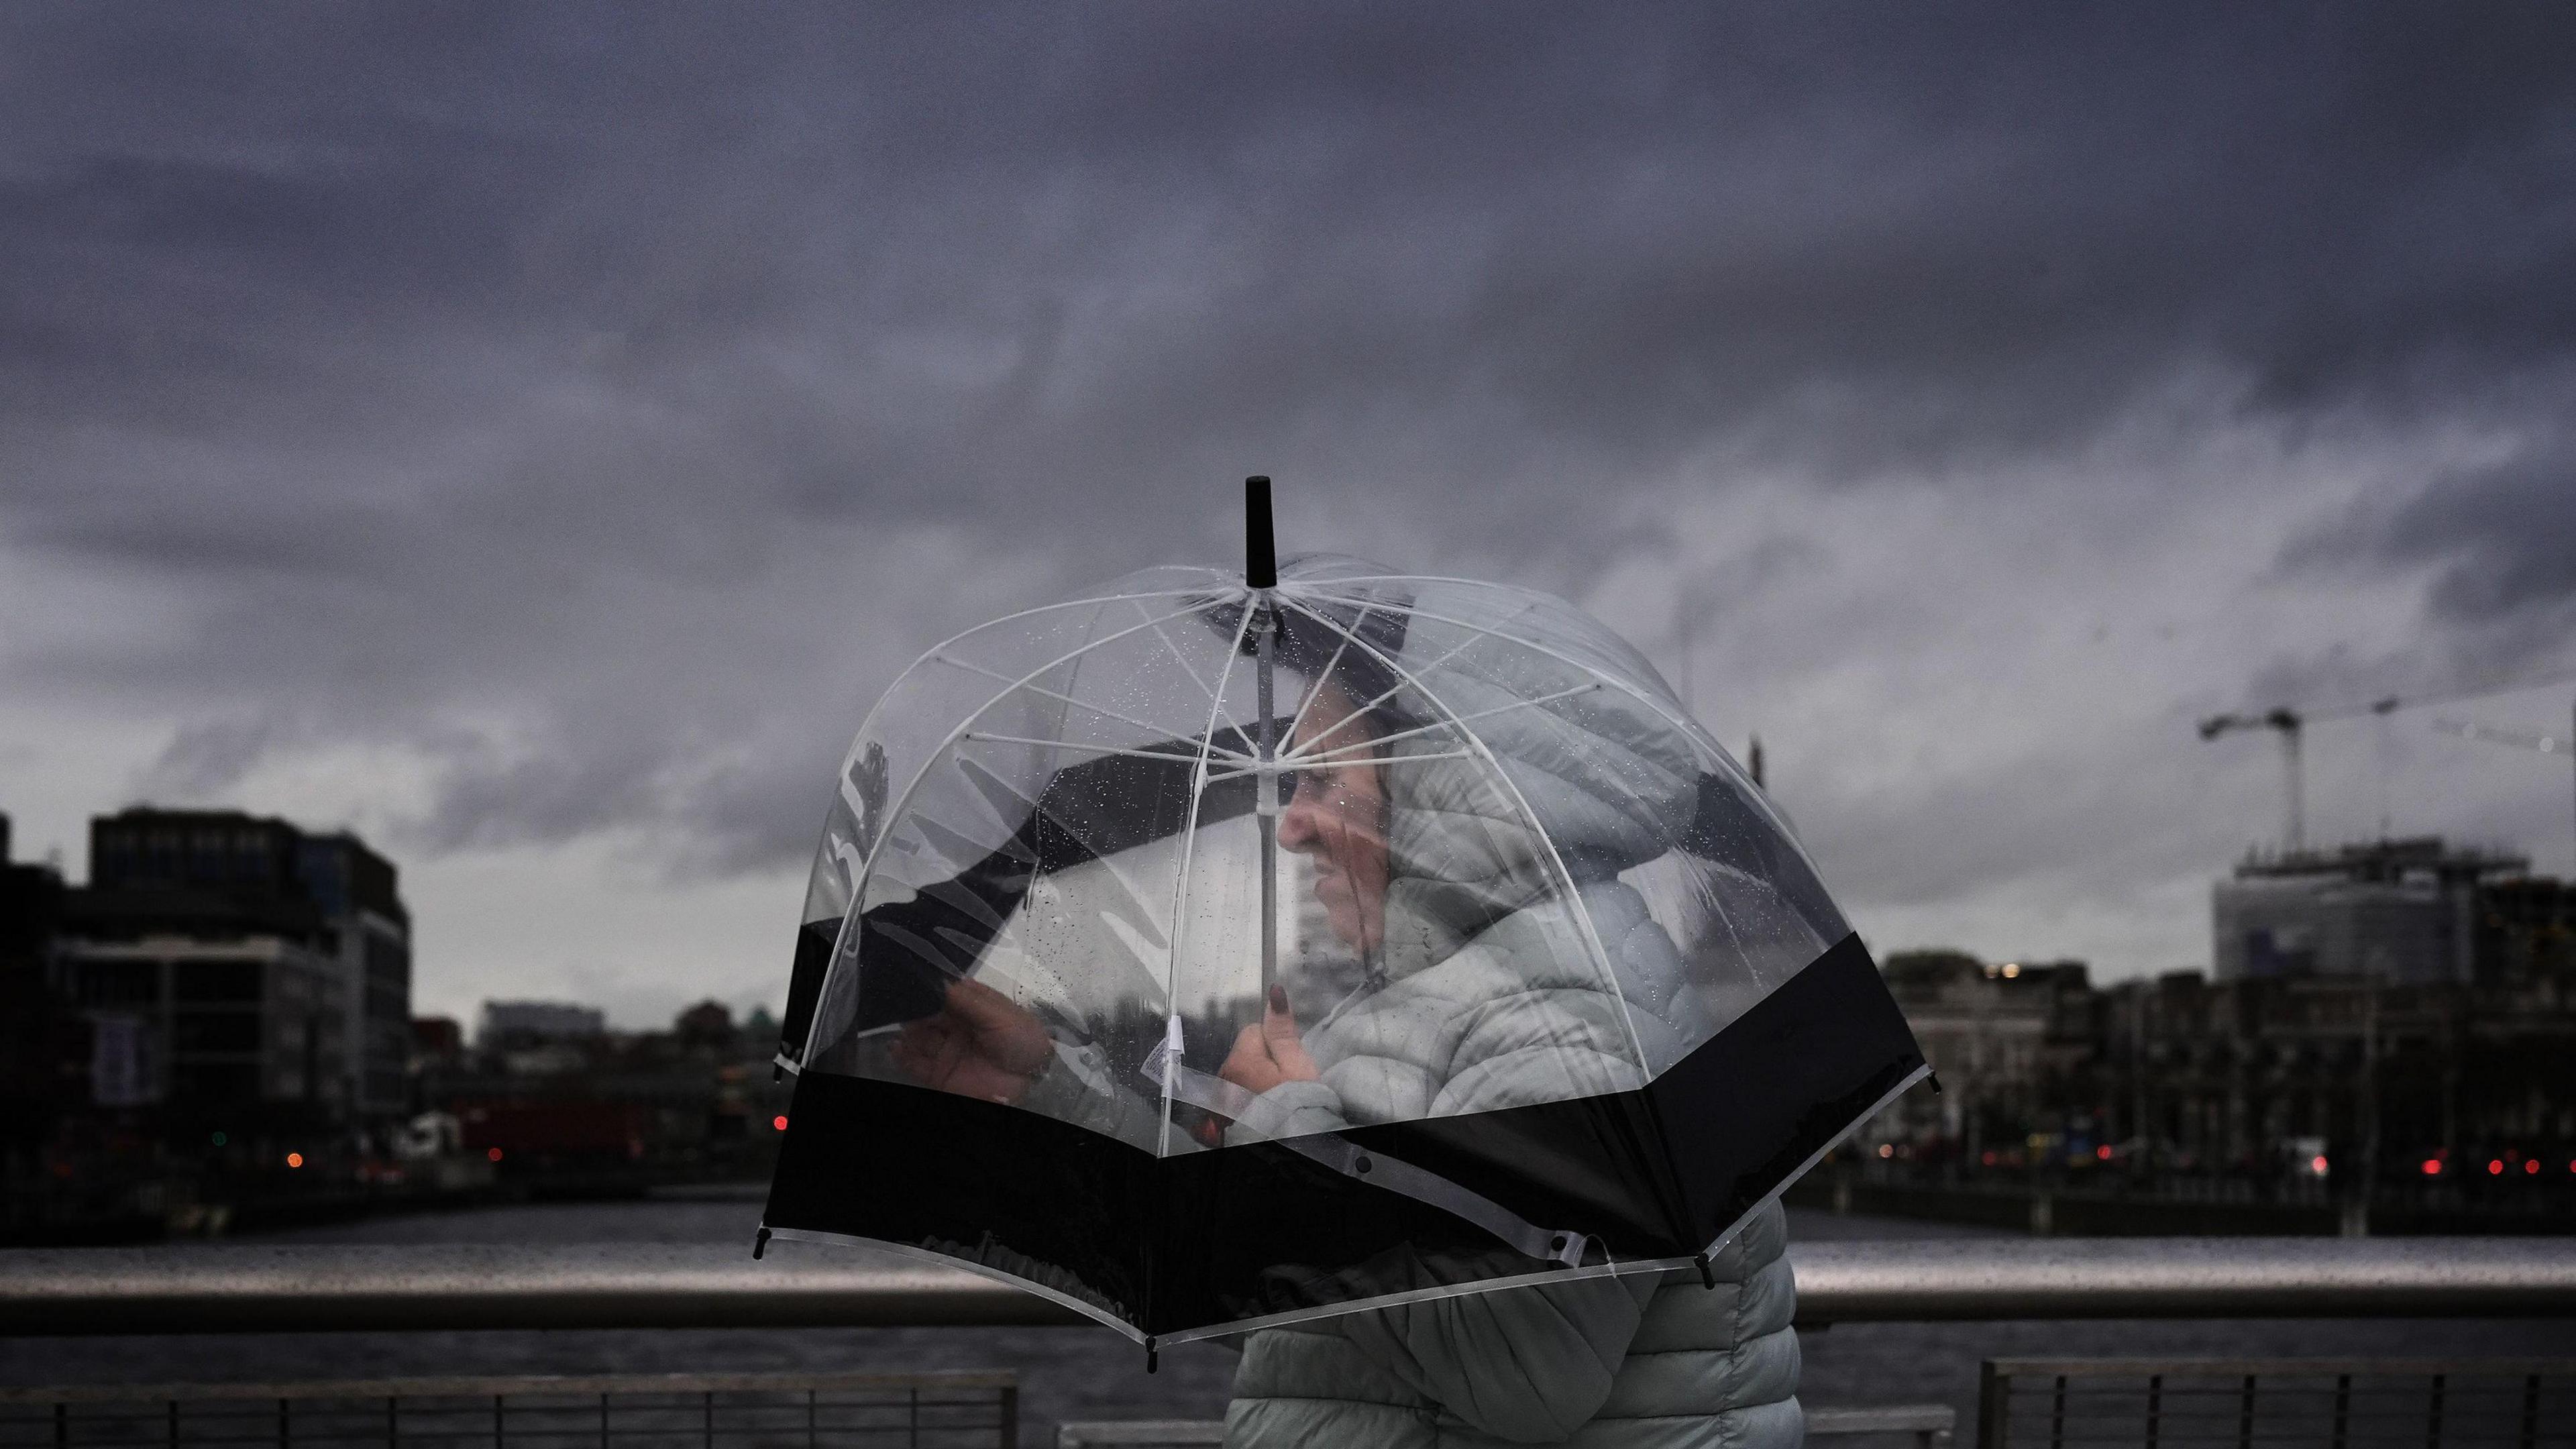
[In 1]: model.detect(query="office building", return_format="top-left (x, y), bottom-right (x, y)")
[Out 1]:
top-left (1873, 950), bottom-right (2096, 1159)
top-left (53, 808), bottom-right (411, 1121)
top-left (2, 814), bottom-right (77, 1150)
top-left (2213, 838), bottom-right (2526, 984)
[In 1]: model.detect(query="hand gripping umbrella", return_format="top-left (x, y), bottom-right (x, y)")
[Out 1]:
top-left (760, 478), bottom-right (1927, 1364)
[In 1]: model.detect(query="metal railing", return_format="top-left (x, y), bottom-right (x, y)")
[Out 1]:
top-left (1051, 1427), bottom-right (1218, 1448)
top-left (0, 1372), bottom-right (1016, 1449)
top-left (1974, 1358), bottom-right (2574, 1448)
top-left (3, 1238), bottom-right (2571, 1336)
top-left (1808, 1404), bottom-right (1957, 1448)
top-left (1052, 1405), bottom-right (1957, 1447)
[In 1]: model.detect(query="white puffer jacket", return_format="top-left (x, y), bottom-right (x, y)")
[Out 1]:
top-left (1224, 1199), bottom-right (1801, 1448)
top-left (1218, 629), bottom-right (1803, 1447)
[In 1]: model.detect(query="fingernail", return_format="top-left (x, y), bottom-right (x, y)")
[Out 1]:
top-left (1269, 985), bottom-right (1289, 1013)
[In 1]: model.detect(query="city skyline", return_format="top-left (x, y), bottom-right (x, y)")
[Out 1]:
top-left (4, 7), bottom-right (2575, 1025)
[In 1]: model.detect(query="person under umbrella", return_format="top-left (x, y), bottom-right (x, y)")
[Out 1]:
top-left (896, 646), bottom-right (1805, 1447)
top-left (765, 487), bottom-right (1921, 1445)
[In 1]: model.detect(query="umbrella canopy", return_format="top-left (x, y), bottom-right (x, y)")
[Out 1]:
top-left (762, 492), bottom-right (1925, 1349)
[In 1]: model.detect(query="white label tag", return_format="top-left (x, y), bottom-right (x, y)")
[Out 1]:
top-left (1142, 1014), bottom-right (1186, 1090)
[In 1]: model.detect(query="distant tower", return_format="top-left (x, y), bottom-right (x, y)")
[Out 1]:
top-left (1748, 735), bottom-right (1766, 789)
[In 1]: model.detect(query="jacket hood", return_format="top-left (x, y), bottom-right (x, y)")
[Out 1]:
top-left (1368, 582), bottom-right (1702, 981)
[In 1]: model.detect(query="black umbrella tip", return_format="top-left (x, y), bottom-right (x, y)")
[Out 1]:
top-left (1245, 476), bottom-right (1276, 588)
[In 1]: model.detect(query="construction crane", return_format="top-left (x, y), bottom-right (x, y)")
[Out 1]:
top-left (2196, 698), bottom-right (2397, 853)
top-left (2434, 698), bottom-right (2576, 870)
top-left (2198, 669), bottom-right (2576, 859)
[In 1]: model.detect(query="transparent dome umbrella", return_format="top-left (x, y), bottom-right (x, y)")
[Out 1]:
top-left (759, 479), bottom-right (1927, 1359)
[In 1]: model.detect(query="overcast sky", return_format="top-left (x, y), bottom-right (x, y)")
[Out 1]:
top-left (5, 5), bottom-right (2573, 1026)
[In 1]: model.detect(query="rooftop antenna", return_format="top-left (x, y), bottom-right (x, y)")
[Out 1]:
top-left (2373, 706), bottom-right (2396, 839)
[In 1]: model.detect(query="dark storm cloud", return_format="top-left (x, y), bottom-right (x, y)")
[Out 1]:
top-left (2371, 439), bottom-right (2576, 625)
top-left (2279, 428), bottom-right (2576, 688)
top-left (11, 8), bottom-right (2573, 475)
top-left (142, 716), bottom-right (291, 800)
top-left (7, 3), bottom-right (2575, 874)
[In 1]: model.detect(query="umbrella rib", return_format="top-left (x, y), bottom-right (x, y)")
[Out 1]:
top-left (820, 600), bottom-right (1229, 1030)
top-left (1288, 599), bottom-right (1546, 759)
top-left (1282, 683), bottom-right (1603, 765)
top-left (802, 582), bottom-right (1227, 922)
top-left (804, 595), bottom-right (1236, 1062)
top-left (1273, 596), bottom-right (1654, 1082)
top-left (1329, 592), bottom-right (1829, 902)
top-left (1293, 573), bottom-right (1568, 608)
top-left (932, 655), bottom-right (1218, 746)
top-left (1280, 604), bottom-right (1364, 745)
top-left (1282, 674), bottom-right (1751, 995)
top-left (959, 733), bottom-right (1247, 767)
top-left (1324, 590), bottom-right (1829, 912)
top-left (1331, 596), bottom-right (1811, 981)
top-left (1155, 598), bottom-right (1260, 1157)
top-left (1132, 596), bottom-right (1263, 759)
top-left (908, 586), bottom-right (1221, 661)
top-left (1201, 749), bottom-right (1481, 784)
top-left (1277, 610), bottom-right (1360, 737)
top-left (1306, 596), bottom-right (1704, 750)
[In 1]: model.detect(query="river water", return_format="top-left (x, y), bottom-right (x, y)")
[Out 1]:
top-left (7, 1193), bottom-right (2567, 1445)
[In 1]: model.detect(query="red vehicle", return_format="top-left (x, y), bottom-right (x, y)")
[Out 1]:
top-left (452, 1099), bottom-right (647, 1167)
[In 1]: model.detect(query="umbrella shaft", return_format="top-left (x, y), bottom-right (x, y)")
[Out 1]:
top-left (1260, 826), bottom-right (1278, 996)
top-left (1256, 604), bottom-right (1278, 996)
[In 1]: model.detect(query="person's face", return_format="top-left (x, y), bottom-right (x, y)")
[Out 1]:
top-left (1276, 682), bottom-right (1390, 954)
